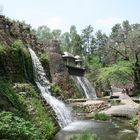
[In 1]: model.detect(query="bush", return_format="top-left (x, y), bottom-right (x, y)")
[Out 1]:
top-left (93, 112), bottom-right (109, 121)
top-left (50, 83), bottom-right (61, 96)
top-left (134, 89), bottom-right (140, 97)
top-left (70, 133), bottom-right (98, 140)
top-left (0, 80), bottom-right (23, 111)
top-left (40, 53), bottom-right (49, 62)
top-left (16, 84), bottom-right (57, 139)
top-left (0, 44), bottom-right (6, 54)
top-left (11, 40), bottom-right (24, 51)
top-left (0, 112), bottom-right (40, 140)
top-left (130, 116), bottom-right (138, 127)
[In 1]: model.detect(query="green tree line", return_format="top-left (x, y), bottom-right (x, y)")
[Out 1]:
top-left (35, 21), bottom-right (140, 95)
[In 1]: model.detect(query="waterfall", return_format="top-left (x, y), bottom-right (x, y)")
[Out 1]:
top-left (71, 76), bottom-right (97, 99)
top-left (28, 48), bottom-right (72, 128)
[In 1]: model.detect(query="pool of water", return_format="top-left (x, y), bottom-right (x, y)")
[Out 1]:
top-left (54, 119), bottom-right (137, 140)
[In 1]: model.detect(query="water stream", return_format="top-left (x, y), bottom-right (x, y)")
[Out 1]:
top-left (54, 119), bottom-right (137, 140)
top-left (28, 48), bottom-right (137, 139)
top-left (29, 48), bottom-right (72, 128)
top-left (71, 76), bottom-right (97, 99)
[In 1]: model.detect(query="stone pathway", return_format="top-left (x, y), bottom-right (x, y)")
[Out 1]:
top-left (101, 92), bottom-right (139, 118)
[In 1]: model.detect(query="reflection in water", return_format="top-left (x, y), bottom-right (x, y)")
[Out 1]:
top-left (54, 120), bottom-right (137, 140)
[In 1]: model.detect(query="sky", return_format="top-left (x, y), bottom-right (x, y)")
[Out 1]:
top-left (0, 0), bottom-right (140, 34)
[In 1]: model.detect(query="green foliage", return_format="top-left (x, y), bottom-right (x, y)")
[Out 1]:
top-left (130, 116), bottom-right (138, 127)
top-left (87, 55), bottom-right (102, 69)
top-left (16, 84), bottom-right (57, 140)
top-left (81, 25), bottom-right (94, 55)
top-left (51, 83), bottom-right (61, 96)
top-left (20, 47), bottom-right (34, 82)
top-left (0, 81), bottom-right (56, 140)
top-left (134, 89), bottom-right (140, 97)
top-left (11, 40), bottom-right (24, 51)
top-left (0, 80), bottom-right (24, 112)
top-left (71, 133), bottom-right (98, 140)
top-left (52, 29), bottom-right (61, 40)
top-left (60, 32), bottom-right (71, 52)
top-left (0, 44), bottom-right (6, 54)
top-left (36, 26), bottom-right (53, 43)
top-left (40, 52), bottom-right (49, 62)
top-left (98, 61), bottom-right (133, 85)
top-left (86, 55), bottom-right (102, 80)
top-left (0, 112), bottom-right (40, 140)
top-left (93, 112), bottom-right (110, 121)
top-left (0, 40), bottom-right (33, 82)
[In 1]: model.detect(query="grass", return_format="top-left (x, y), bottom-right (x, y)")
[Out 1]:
top-left (70, 133), bottom-right (99, 140)
top-left (130, 116), bottom-right (138, 127)
top-left (93, 112), bottom-right (110, 121)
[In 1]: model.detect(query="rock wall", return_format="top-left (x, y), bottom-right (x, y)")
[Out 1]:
top-left (0, 46), bottom-right (33, 82)
top-left (49, 52), bottom-right (72, 97)
top-left (0, 15), bottom-right (37, 82)
top-left (0, 15), bottom-right (80, 98)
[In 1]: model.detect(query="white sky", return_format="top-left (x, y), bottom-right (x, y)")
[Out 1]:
top-left (1, 0), bottom-right (140, 34)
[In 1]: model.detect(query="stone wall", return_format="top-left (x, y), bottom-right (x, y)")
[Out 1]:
top-left (0, 15), bottom-right (80, 98)
top-left (48, 52), bottom-right (72, 97)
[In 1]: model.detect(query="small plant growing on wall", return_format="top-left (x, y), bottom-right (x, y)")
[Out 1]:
top-left (50, 83), bottom-right (61, 96)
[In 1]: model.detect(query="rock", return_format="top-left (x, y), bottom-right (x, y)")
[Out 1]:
top-left (48, 52), bottom-right (71, 97)
top-left (82, 100), bottom-right (109, 113)
top-left (101, 96), bottom-right (140, 118)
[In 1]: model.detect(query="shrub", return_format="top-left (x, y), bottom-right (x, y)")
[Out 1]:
top-left (0, 80), bottom-right (23, 111)
top-left (16, 84), bottom-right (57, 139)
top-left (0, 44), bottom-right (6, 54)
top-left (0, 112), bottom-right (40, 140)
top-left (50, 83), bottom-right (61, 96)
top-left (130, 116), bottom-right (138, 127)
top-left (40, 53), bottom-right (49, 62)
top-left (11, 40), bottom-right (24, 51)
top-left (70, 133), bottom-right (98, 140)
top-left (93, 112), bottom-right (109, 121)
top-left (134, 89), bottom-right (140, 97)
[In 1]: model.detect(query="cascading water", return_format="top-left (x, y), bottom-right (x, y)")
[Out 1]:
top-left (28, 48), bottom-right (72, 128)
top-left (71, 76), bottom-right (97, 99)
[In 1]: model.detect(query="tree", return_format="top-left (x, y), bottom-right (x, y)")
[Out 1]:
top-left (36, 26), bottom-right (53, 43)
top-left (60, 25), bottom-right (82, 55)
top-left (98, 61), bottom-right (133, 86)
top-left (60, 32), bottom-right (71, 52)
top-left (95, 30), bottom-right (108, 66)
top-left (70, 25), bottom-right (82, 55)
top-left (108, 21), bottom-right (140, 92)
top-left (52, 29), bottom-right (61, 40)
top-left (81, 25), bottom-right (94, 55)
top-left (126, 28), bottom-right (140, 90)
top-left (109, 21), bottom-right (132, 61)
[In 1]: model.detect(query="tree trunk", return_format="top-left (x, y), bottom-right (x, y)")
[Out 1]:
top-left (134, 53), bottom-right (140, 92)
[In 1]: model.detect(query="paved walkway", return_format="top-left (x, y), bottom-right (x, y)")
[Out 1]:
top-left (101, 92), bottom-right (139, 118)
